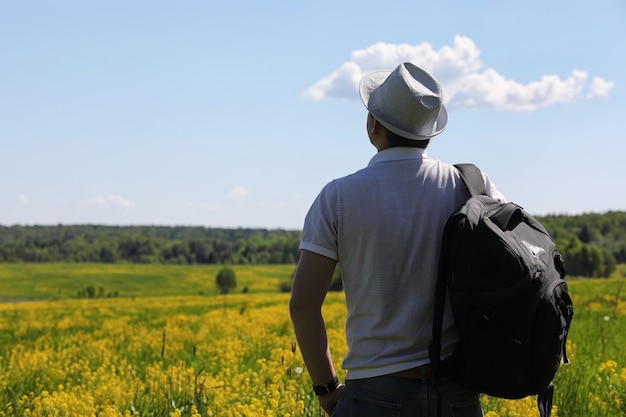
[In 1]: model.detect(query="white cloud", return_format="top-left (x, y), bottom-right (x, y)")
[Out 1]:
top-left (18, 193), bottom-right (32, 205)
top-left (228, 186), bottom-right (249, 198)
top-left (587, 77), bottom-right (615, 99)
top-left (303, 35), bottom-right (614, 111)
top-left (450, 69), bottom-right (588, 111)
top-left (303, 62), bottom-right (363, 101)
top-left (87, 194), bottom-right (136, 208)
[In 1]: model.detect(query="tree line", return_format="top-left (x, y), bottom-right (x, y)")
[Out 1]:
top-left (536, 211), bottom-right (626, 278)
top-left (0, 225), bottom-right (300, 265)
top-left (0, 210), bottom-right (625, 277)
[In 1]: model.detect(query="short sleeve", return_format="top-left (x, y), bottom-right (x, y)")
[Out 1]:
top-left (299, 181), bottom-right (339, 261)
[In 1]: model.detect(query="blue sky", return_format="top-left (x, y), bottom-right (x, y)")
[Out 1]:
top-left (1, 0), bottom-right (624, 229)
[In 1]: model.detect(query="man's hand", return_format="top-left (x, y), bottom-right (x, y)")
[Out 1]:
top-left (319, 384), bottom-right (345, 416)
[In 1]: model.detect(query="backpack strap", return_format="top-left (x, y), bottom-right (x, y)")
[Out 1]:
top-left (429, 223), bottom-right (450, 381)
top-left (430, 164), bottom-right (486, 384)
top-left (538, 384), bottom-right (554, 417)
top-left (454, 163), bottom-right (487, 197)
top-left (456, 163), bottom-right (524, 230)
top-left (430, 218), bottom-right (452, 417)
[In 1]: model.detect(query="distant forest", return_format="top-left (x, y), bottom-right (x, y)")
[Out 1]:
top-left (0, 226), bottom-right (300, 265)
top-left (1, 211), bottom-right (625, 278)
top-left (537, 211), bottom-right (626, 278)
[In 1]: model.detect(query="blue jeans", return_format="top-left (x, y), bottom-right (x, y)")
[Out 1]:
top-left (332, 376), bottom-right (483, 417)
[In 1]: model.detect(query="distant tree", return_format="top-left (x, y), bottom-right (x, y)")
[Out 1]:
top-left (279, 281), bottom-right (292, 293)
top-left (578, 224), bottom-right (591, 243)
top-left (562, 236), bottom-right (615, 277)
top-left (216, 267), bottom-right (237, 294)
top-left (602, 249), bottom-right (617, 277)
top-left (86, 285), bottom-right (96, 298)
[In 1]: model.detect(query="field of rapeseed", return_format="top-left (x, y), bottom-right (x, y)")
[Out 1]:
top-left (0, 264), bottom-right (624, 416)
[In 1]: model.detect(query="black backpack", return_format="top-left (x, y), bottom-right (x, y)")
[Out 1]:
top-left (429, 164), bottom-right (574, 417)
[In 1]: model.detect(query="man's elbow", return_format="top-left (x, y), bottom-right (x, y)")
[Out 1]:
top-left (289, 294), bottom-right (317, 324)
top-left (289, 296), bottom-right (305, 322)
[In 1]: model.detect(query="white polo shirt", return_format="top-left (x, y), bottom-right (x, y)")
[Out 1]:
top-left (300, 147), bottom-right (505, 380)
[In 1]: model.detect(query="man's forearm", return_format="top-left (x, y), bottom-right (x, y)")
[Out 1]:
top-left (291, 308), bottom-right (337, 386)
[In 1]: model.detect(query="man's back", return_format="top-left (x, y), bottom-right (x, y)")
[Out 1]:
top-left (301, 147), bottom-right (482, 378)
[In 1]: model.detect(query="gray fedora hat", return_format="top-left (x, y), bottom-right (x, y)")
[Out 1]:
top-left (359, 62), bottom-right (448, 140)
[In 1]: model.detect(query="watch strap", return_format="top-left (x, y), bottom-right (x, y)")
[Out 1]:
top-left (312, 376), bottom-right (340, 396)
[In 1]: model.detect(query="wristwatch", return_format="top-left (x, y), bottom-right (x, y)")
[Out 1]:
top-left (312, 376), bottom-right (340, 396)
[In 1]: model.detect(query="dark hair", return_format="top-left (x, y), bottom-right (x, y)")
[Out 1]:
top-left (384, 128), bottom-right (430, 149)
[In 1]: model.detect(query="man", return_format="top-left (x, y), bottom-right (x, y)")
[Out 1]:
top-left (290, 62), bottom-right (505, 416)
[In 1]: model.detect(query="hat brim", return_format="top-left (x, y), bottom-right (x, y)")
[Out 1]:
top-left (359, 69), bottom-right (448, 140)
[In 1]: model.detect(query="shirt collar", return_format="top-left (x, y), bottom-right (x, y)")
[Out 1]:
top-left (367, 147), bottom-right (428, 167)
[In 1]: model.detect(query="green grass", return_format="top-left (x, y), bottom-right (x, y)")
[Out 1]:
top-left (0, 263), bottom-right (295, 300)
top-left (551, 277), bottom-right (626, 416)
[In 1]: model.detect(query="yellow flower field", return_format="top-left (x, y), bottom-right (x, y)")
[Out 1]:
top-left (0, 265), bottom-right (624, 416)
top-left (0, 293), bottom-right (347, 417)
